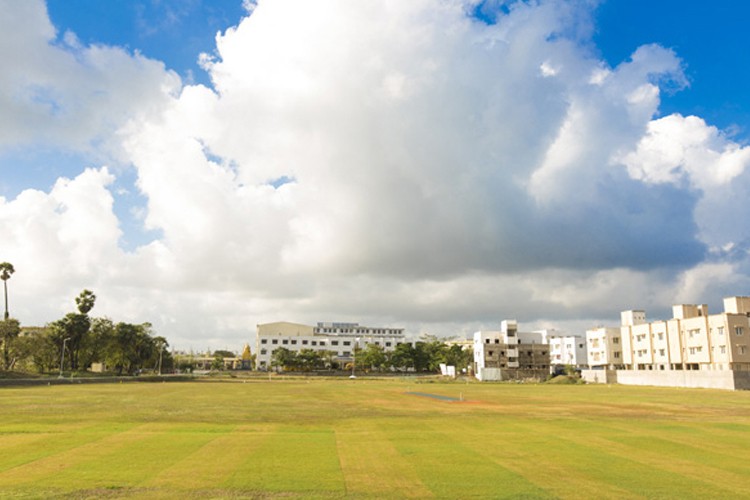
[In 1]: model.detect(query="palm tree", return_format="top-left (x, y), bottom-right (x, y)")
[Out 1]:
top-left (75, 289), bottom-right (96, 315)
top-left (0, 262), bottom-right (15, 320)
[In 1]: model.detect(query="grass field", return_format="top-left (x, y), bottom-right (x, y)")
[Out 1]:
top-left (1, 377), bottom-right (750, 499)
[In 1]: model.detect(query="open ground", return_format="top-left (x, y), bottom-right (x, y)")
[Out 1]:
top-left (1, 377), bottom-right (750, 499)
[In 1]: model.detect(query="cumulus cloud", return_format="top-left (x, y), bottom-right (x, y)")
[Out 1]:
top-left (0, 0), bottom-right (179, 157)
top-left (3, 0), bottom-right (750, 346)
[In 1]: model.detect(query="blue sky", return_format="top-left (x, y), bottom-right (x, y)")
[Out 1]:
top-left (594, 0), bottom-right (750, 135)
top-left (3, 0), bottom-right (750, 347)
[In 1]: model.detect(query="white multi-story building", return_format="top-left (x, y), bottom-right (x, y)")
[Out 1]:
top-left (255, 321), bottom-right (406, 370)
top-left (586, 327), bottom-right (623, 370)
top-left (620, 297), bottom-right (750, 372)
top-left (548, 333), bottom-right (588, 370)
top-left (473, 320), bottom-right (549, 380)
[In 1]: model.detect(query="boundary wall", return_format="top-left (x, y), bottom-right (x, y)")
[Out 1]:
top-left (583, 369), bottom-right (750, 391)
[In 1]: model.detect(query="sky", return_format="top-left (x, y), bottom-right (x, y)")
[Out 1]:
top-left (3, 0), bottom-right (750, 350)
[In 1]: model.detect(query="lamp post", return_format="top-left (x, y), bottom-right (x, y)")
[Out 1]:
top-left (58, 337), bottom-right (70, 379)
top-left (350, 337), bottom-right (360, 379)
top-left (157, 340), bottom-right (164, 376)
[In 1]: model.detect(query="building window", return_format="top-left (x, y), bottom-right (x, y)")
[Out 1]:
top-left (613, 352), bottom-right (621, 359)
top-left (689, 347), bottom-right (696, 355)
top-left (613, 337), bottom-right (620, 344)
top-left (736, 327), bottom-right (744, 336)
top-left (311, 341), bottom-right (317, 346)
top-left (488, 351), bottom-right (494, 356)
top-left (272, 339), bottom-right (278, 345)
top-left (282, 340), bottom-right (288, 345)
top-left (718, 326), bottom-right (725, 335)
top-left (291, 340), bottom-right (297, 345)
top-left (331, 341), bottom-right (339, 346)
top-left (302, 340), bottom-right (308, 345)
top-left (343, 351), bottom-right (351, 356)
top-left (720, 345), bottom-right (726, 354)
top-left (260, 349), bottom-right (267, 355)
top-left (261, 339), bottom-right (267, 344)
top-left (385, 342), bottom-right (391, 347)
top-left (739, 346), bottom-right (747, 355)
top-left (343, 341), bottom-right (351, 346)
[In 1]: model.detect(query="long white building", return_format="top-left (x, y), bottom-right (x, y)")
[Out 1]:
top-left (255, 321), bottom-right (406, 370)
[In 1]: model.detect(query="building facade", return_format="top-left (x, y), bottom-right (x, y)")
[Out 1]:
top-left (548, 334), bottom-right (588, 371)
top-left (620, 297), bottom-right (750, 372)
top-left (255, 321), bottom-right (406, 370)
top-left (473, 320), bottom-right (550, 380)
top-left (586, 327), bottom-right (623, 370)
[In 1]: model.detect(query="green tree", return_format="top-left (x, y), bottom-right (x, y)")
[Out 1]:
top-left (297, 349), bottom-right (323, 371)
top-left (49, 313), bottom-right (91, 371)
top-left (444, 344), bottom-right (473, 373)
top-left (389, 343), bottom-right (416, 371)
top-left (0, 318), bottom-right (20, 370)
top-left (0, 262), bottom-right (15, 320)
top-left (13, 327), bottom-right (63, 374)
top-left (271, 347), bottom-right (297, 371)
top-left (153, 336), bottom-right (170, 374)
top-left (102, 322), bottom-right (157, 375)
top-left (358, 343), bottom-right (387, 372)
top-left (211, 353), bottom-right (225, 371)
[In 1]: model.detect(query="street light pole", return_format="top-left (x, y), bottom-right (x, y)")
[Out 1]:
top-left (158, 346), bottom-right (163, 376)
top-left (350, 337), bottom-right (360, 379)
top-left (58, 337), bottom-right (70, 379)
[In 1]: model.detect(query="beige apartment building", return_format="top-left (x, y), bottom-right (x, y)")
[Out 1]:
top-left (586, 326), bottom-right (623, 370)
top-left (583, 296), bottom-right (750, 389)
top-left (620, 297), bottom-right (750, 373)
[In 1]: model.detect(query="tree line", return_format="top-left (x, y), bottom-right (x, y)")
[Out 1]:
top-left (270, 339), bottom-right (473, 373)
top-left (0, 262), bottom-right (171, 376)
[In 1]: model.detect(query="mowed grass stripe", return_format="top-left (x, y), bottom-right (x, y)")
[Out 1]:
top-left (513, 419), bottom-right (736, 499)
top-left (0, 425), bottom-right (215, 490)
top-left (335, 422), bottom-right (432, 498)
top-left (146, 424), bottom-right (276, 490)
top-left (602, 419), bottom-right (750, 469)
top-left (384, 419), bottom-right (552, 499)
top-left (42, 426), bottom-right (217, 489)
top-left (0, 429), bottom-right (113, 474)
top-left (224, 425), bottom-right (345, 494)
top-left (542, 415), bottom-right (750, 493)
top-left (429, 418), bottom-right (634, 499)
top-left (0, 424), bottom-right (143, 487)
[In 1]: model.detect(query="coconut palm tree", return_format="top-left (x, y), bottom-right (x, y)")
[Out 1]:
top-left (0, 262), bottom-right (15, 320)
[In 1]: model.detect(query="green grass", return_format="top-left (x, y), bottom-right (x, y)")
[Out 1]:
top-left (0, 378), bottom-right (749, 498)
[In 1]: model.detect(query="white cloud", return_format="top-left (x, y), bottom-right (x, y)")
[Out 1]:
top-left (3, 0), bottom-right (750, 348)
top-left (0, 0), bottom-right (180, 157)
